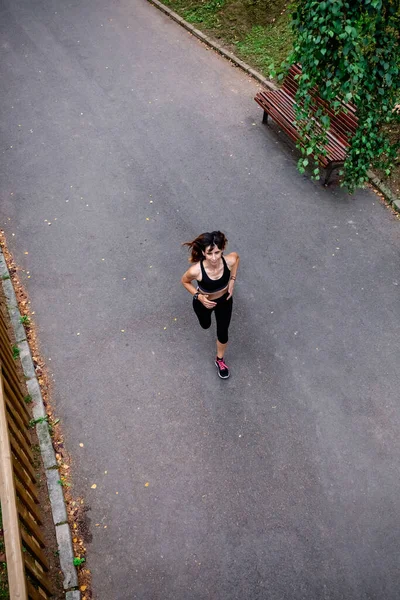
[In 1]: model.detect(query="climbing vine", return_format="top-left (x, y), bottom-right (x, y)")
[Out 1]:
top-left (286, 0), bottom-right (400, 191)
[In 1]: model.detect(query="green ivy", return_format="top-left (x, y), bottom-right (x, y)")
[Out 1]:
top-left (286, 0), bottom-right (400, 192)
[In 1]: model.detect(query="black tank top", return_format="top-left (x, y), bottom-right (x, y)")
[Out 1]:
top-left (197, 256), bottom-right (230, 293)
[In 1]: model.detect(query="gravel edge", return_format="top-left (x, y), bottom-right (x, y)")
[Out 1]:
top-left (147, 0), bottom-right (399, 210)
top-left (0, 250), bottom-right (80, 598)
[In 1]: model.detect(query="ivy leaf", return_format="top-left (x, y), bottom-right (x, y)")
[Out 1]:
top-left (288, 0), bottom-right (399, 191)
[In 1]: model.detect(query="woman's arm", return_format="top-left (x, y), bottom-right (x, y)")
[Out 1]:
top-left (181, 264), bottom-right (217, 308)
top-left (181, 265), bottom-right (199, 296)
top-left (226, 252), bottom-right (240, 299)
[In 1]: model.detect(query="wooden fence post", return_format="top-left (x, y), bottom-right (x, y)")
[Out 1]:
top-left (0, 363), bottom-right (28, 600)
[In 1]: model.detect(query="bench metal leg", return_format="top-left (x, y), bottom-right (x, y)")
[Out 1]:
top-left (324, 161), bottom-right (343, 186)
top-left (324, 164), bottom-right (335, 186)
top-left (262, 110), bottom-right (269, 124)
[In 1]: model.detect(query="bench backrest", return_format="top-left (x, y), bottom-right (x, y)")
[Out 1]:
top-left (282, 64), bottom-right (358, 145)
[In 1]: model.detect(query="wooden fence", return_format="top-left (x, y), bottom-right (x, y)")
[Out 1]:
top-left (0, 302), bottom-right (52, 599)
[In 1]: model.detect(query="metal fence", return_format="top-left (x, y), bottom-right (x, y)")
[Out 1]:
top-left (0, 303), bottom-right (52, 599)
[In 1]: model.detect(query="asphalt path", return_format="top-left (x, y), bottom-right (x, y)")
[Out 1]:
top-left (1, 0), bottom-right (400, 598)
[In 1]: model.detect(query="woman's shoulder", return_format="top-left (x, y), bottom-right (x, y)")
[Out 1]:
top-left (225, 252), bottom-right (239, 267)
top-left (187, 261), bottom-right (202, 279)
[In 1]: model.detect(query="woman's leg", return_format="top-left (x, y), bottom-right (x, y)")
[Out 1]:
top-left (216, 340), bottom-right (228, 360)
top-left (214, 296), bottom-right (233, 358)
top-left (193, 297), bottom-right (213, 330)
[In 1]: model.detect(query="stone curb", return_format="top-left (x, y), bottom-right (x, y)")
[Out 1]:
top-left (56, 524), bottom-right (79, 589)
top-left (146, 0), bottom-right (277, 92)
top-left (0, 249), bottom-right (80, 599)
top-left (17, 339), bottom-right (36, 379)
top-left (8, 306), bottom-right (26, 343)
top-left (2, 277), bottom-right (18, 308)
top-left (0, 255), bottom-right (9, 279)
top-left (367, 170), bottom-right (400, 214)
top-left (147, 0), bottom-right (400, 210)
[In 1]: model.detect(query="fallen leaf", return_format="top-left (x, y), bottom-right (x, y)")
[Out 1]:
top-left (79, 443), bottom-right (84, 447)
top-left (91, 484), bottom-right (97, 489)
top-left (80, 586), bottom-right (87, 592)
top-left (145, 482), bottom-right (149, 487)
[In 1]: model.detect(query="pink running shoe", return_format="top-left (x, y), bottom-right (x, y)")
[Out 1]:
top-left (215, 357), bottom-right (230, 379)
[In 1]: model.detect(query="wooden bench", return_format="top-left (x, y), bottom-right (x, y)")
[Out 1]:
top-left (255, 64), bottom-right (358, 185)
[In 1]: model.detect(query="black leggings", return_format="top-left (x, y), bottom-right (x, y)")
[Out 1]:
top-left (193, 293), bottom-right (233, 344)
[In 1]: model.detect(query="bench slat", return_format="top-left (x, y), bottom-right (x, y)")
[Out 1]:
top-left (255, 90), bottom-right (347, 162)
top-left (255, 64), bottom-right (358, 182)
top-left (280, 64), bottom-right (358, 141)
top-left (272, 75), bottom-right (357, 143)
top-left (256, 103), bottom-right (339, 167)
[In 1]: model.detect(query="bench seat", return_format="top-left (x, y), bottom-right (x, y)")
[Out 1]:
top-left (255, 65), bottom-right (358, 184)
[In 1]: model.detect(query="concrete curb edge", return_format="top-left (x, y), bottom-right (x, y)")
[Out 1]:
top-left (0, 250), bottom-right (80, 598)
top-left (146, 0), bottom-right (277, 92)
top-left (147, 0), bottom-right (400, 210)
top-left (367, 170), bottom-right (400, 214)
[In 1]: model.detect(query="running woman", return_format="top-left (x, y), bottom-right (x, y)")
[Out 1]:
top-left (181, 231), bottom-right (239, 379)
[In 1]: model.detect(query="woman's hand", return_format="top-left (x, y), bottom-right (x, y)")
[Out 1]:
top-left (200, 294), bottom-right (217, 309)
top-left (227, 279), bottom-right (235, 300)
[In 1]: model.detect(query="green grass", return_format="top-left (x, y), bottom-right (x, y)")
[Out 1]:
top-left (235, 20), bottom-right (293, 76)
top-left (162, 0), bottom-right (293, 77)
top-left (184, 0), bottom-right (225, 27)
top-left (0, 507), bottom-right (9, 600)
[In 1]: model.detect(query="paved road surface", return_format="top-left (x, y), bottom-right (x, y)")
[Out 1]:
top-left (1, 0), bottom-right (400, 598)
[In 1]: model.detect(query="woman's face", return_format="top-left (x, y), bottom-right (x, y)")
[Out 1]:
top-left (203, 245), bottom-right (223, 265)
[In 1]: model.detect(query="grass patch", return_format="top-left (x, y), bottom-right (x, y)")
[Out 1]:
top-left (162, 0), bottom-right (293, 76)
top-left (184, 0), bottom-right (226, 27)
top-left (235, 19), bottom-right (292, 75)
